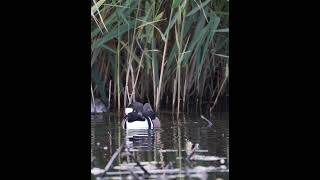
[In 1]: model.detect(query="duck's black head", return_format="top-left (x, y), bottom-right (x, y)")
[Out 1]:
top-left (127, 111), bottom-right (145, 122)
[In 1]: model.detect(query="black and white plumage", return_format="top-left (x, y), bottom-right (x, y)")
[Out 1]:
top-left (122, 102), bottom-right (160, 129)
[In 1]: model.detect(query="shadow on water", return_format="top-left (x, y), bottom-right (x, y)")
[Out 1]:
top-left (91, 100), bottom-right (228, 180)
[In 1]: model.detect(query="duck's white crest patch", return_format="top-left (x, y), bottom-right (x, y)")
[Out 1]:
top-left (125, 107), bottom-right (133, 115)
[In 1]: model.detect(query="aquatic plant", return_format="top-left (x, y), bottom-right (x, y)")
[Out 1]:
top-left (91, 0), bottom-right (229, 112)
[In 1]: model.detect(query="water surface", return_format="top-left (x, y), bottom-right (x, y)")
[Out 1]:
top-left (91, 110), bottom-right (229, 180)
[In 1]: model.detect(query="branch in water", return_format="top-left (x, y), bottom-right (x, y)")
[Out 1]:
top-left (200, 115), bottom-right (213, 127)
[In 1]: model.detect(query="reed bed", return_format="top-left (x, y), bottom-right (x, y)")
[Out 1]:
top-left (91, 0), bottom-right (229, 112)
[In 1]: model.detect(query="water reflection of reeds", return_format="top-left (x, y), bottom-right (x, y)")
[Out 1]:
top-left (91, 111), bottom-right (229, 179)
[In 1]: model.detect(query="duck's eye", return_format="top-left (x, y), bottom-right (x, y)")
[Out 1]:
top-left (125, 107), bottom-right (133, 115)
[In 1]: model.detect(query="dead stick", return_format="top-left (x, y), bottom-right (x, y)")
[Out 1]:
top-left (121, 147), bottom-right (150, 177)
top-left (161, 161), bottom-right (173, 179)
top-left (185, 144), bottom-right (199, 172)
top-left (129, 154), bottom-right (151, 177)
top-left (128, 168), bottom-right (141, 180)
top-left (210, 64), bottom-right (229, 112)
top-left (91, 84), bottom-right (96, 113)
top-left (122, 150), bottom-right (141, 180)
top-left (186, 144), bottom-right (199, 160)
top-left (200, 115), bottom-right (213, 127)
top-left (102, 143), bottom-right (124, 177)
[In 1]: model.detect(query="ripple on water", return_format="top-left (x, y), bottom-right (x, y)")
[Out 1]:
top-left (91, 111), bottom-right (229, 179)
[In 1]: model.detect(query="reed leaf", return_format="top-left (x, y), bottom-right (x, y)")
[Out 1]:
top-left (186, 0), bottom-right (211, 17)
top-left (91, 0), bottom-right (106, 14)
top-left (92, 20), bottom-right (136, 49)
top-left (198, 15), bottom-right (221, 79)
top-left (91, 0), bottom-right (229, 111)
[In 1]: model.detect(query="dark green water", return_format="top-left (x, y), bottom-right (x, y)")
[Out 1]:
top-left (91, 109), bottom-right (228, 180)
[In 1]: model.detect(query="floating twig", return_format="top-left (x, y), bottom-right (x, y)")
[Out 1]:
top-left (121, 147), bottom-right (151, 177)
top-left (185, 143), bottom-right (200, 172)
top-left (160, 162), bottom-right (173, 179)
top-left (91, 83), bottom-right (96, 113)
top-left (128, 167), bottom-right (141, 180)
top-left (130, 154), bottom-right (151, 177)
top-left (200, 115), bottom-right (213, 127)
top-left (185, 167), bottom-right (191, 180)
top-left (210, 63), bottom-right (229, 112)
top-left (104, 167), bottom-right (229, 176)
top-left (185, 158), bottom-right (193, 168)
top-left (120, 151), bottom-right (141, 180)
top-left (186, 143), bottom-right (199, 161)
top-left (101, 143), bottom-right (124, 177)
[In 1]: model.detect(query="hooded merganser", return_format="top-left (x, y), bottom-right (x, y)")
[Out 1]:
top-left (122, 102), bottom-right (160, 129)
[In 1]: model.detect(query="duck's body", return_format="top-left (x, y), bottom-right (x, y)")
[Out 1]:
top-left (122, 102), bottom-right (160, 129)
top-left (123, 116), bottom-right (154, 129)
top-left (91, 99), bottom-right (107, 113)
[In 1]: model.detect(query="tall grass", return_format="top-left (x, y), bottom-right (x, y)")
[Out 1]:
top-left (91, 0), bottom-right (229, 112)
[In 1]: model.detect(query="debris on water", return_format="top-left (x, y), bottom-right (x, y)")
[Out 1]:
top-left (220, 159), bottom-right (225, 164)
top-left (142, 164), bottom-right (158, 171)
top-left (157, 149), bottom-right (208, 153)
top-left (190, 155), bottom-right (226, 161)
top-left (185, 140), bottom-right (194, 156)
top-left (200, 115), bottom-right (213, 127)
top-left (175, 174), bottom-right (186, 178)
top-left (219, 165), bottom-right (227, 170)
top-left (113, 162), bottom-right (157, 171)
top-left (193, 166), bottom-right (212, 172)
top-left (91, 111), bottom-right (229, 179)
top-left (134, 161), bottom-right (158, 165)
top-left (186, 143), bottom-right (199, 160)
top-left (91, 167), bottom-right (104, 175)
top-left (159, 149), bottom-right (178, 152)
top-left (113, 164), bottom-right (131, 171)
top-left (190, 169), bottom-right (208, 180)
top-left (103, 166), bottom-right (228, 177)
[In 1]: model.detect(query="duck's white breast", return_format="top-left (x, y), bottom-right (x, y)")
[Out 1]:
top-left (126, 120), bottom-right (150, 129)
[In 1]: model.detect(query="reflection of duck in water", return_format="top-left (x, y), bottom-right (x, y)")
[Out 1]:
top-left (91, 98), bottom-right (107, 113)
top-left (124, 129), bottom-right (155, 151)
top-left (121, 102), bottom-right (160, 129)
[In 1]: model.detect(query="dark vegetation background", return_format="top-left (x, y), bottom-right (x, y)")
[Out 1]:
top-left (91, 0), bottom-right (229, 113)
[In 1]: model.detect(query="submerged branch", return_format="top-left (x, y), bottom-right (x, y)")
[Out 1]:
top-left (200, 115), bottom-right (213, 127)
top-left (101, 143), bottom-right (125, 177)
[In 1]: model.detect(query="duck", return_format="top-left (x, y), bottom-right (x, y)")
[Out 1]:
top-left (142, 103), bottom-right (160, 128)
top-left (91, 98), bottom-right (107, 113)
top-left (122, 101), bottom-right (160, 129)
